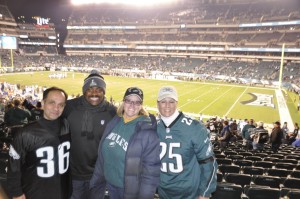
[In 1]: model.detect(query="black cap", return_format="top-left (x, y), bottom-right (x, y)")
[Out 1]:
top-left (123, 87), bottom-right (143, 102)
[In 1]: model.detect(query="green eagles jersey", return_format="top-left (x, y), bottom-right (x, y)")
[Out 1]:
top-left (157, 112), bottom-right (217, 199)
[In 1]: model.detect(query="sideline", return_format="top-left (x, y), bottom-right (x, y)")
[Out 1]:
top-left (275, 89), bottom-right (294, 131)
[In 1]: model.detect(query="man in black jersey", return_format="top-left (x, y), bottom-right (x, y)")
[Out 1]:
top-left (7, 87), bottom-right (71, 199)
top-left (62, 70), bottom-right (116, 199)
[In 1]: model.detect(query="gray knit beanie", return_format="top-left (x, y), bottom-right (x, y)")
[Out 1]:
top-left (82, 70), bottom-right (106, 94)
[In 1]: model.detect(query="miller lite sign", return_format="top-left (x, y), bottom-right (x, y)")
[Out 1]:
top-left (35, 17), bottom-right (50, 28)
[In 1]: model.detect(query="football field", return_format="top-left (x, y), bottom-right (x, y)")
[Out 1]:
top-left (1, 71), bottom-right (299, 124)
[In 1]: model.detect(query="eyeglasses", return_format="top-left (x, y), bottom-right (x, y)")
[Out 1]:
top-left (124, 99), bottom-right (142, 106)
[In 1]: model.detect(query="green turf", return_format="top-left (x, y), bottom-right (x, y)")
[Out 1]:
top-left (1, 71), bottom-right (299, 124)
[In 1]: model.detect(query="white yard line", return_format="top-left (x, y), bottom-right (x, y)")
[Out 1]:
top-left (225, 87), bottom-right (249, 116)
top-left (198, 86), bottom-right (235, 113)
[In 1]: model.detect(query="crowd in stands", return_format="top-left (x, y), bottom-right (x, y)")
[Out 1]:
top-left (204, 116), bottom-right (300, 149)
top-left (68, 1), bottom-right (300, 25)
top-left (2, 55), bottom-right (300, 89)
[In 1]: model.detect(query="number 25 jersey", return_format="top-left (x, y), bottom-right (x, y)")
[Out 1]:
top-left (157, 112), bottom-right (217, 199)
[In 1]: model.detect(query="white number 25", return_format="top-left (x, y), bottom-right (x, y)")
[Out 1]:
top-left (160, 142), bottom-right (183, 173)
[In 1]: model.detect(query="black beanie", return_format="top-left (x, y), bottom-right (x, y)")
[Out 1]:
top-left (82, 70), bottom-right (106, 94)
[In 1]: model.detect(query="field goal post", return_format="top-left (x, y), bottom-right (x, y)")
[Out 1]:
top-left (278, 43), bottom-right (285, 89)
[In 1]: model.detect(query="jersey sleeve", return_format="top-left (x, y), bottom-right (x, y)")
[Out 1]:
top-left (192, 122), bottom-right (218, 197)
top-left (6, 129), bottom-right (27, 197)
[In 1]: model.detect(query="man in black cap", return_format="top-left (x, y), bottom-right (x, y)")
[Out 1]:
top-left (270, 121), bottom-right (283, 152)
top-left (62, 70), bottom-right (116, 199)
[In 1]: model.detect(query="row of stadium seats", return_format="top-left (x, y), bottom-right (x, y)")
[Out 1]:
top-left (212, 183), bottom-right (300, 199)
top-left (219, 172), bottom-right (300, 186)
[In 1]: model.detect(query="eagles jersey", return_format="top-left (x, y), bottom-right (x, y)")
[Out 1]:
top-left (157, 112), bottom-right (217, 199)
top-left (7, 117), bottom-right (71, 199)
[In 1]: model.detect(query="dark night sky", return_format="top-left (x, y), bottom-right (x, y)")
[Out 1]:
top-left (7, 0), bottom-right (72, 24)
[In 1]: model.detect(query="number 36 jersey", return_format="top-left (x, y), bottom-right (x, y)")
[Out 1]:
top-left (7, 117), bottom-right (71, 199)
top-left (157, 112), bottom-right (217, 199)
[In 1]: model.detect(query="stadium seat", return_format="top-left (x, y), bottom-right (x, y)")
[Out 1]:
top-left (255, 153), bottom-right (269, 158)
top-left (239, 152), bottom-right (253, 157)
top-left (286, 154), bottom-right (300, 160)
top-left (218, 165), bottom-right (240, 175)
top-left (215, 154), bottom-right (226, 159)
top-left (235, 149), bottom-right (246, 153)
top-left (216, 158), bottom-right (232, 165)
top-left (266, 168), bottom-right (291, 178)
top-left (244, 156), bottom-right (262, 162)
top-left (252, 175), bottom-right (281, 188)
top-left (211, 183), bottom-right (243, 199)
top-left (224, 151), bottom-right (238, 156)
top-left (224, 173), bottom-right (252, 187)
top-left (275, 162), bottom-right (297, 170)
top-left (270, 154), bottom-right (285, 159)
top-left (253, 161), bottom-right (273, 168)
top-left (290, 170), bottom-right (300, 179)
top-left (277, 159), bottom-right (298, 165)
top-left (286, 190), bottom-right (300, 199)
top-left (242, 166), bottom-right (264, 175)
top-left (214, 149), bottom-right (222, 154)
top-left (263, 157), bottom-right (279, 163)
top-left (227, 155), bottom-right (244, 160)
top-left (283, 178), bottom-right (300, 189)
top-left (244, 185), bottom-right (281, 199)
top-left (233, 159), bottom-right (253, 167)
top-left (217, 172), bottom-right (223, 182)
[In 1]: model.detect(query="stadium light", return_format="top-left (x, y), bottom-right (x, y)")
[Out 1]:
top-left (71, 0), bottom-right (178, 6)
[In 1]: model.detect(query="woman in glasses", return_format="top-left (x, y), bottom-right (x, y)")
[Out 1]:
top-left (90, 87), bottom-right (161, 199)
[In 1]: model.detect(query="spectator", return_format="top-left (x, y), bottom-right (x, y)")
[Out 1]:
top-left (251, 121), bottom-right (269, 151)
top-left (270, 121), bottom-right (283, 152)
top-left (286, 122), bottom-right (299, 145)
top-left (281, 121), bottom-right (289, 143)
top-left (241, 119), bottom-right (255, 149)
top-left (29, 101), bottom-right (43, 121)
top-left (90, 87), bottom-right (160, 199)
top-left (4, 99), bottom-right (31, 127)
top-left (62, 70), bottom-right (116, 199)
top-left (156, 86), bottom-right (217, 199)
top-left (218, 120), bottom-right (232, 150)
top-left (6, 87), bottom-right (71, 199)
top-left (292, 138), bottom-right (300, 147)
top-left (229, 119), bottom-right (239, 141)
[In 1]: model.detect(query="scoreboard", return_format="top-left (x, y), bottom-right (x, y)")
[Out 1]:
top-left (0, 36), bottom-right (18, 50)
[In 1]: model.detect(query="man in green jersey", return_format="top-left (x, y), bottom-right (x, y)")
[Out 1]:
top-left (157, 86), bottom-right (218, 199)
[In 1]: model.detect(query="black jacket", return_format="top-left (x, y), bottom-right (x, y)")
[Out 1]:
top-left (270, 127), bottom-right (283, 145)
top-left (62, 96), bottom-right (116, 180)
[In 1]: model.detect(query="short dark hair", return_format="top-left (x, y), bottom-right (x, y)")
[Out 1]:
top-left (36, 101), bottom-right (42, 108)
top-left (13, 99), bottom-right (21, 107)
top-left (43, 87), bottom-right (68, 101)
